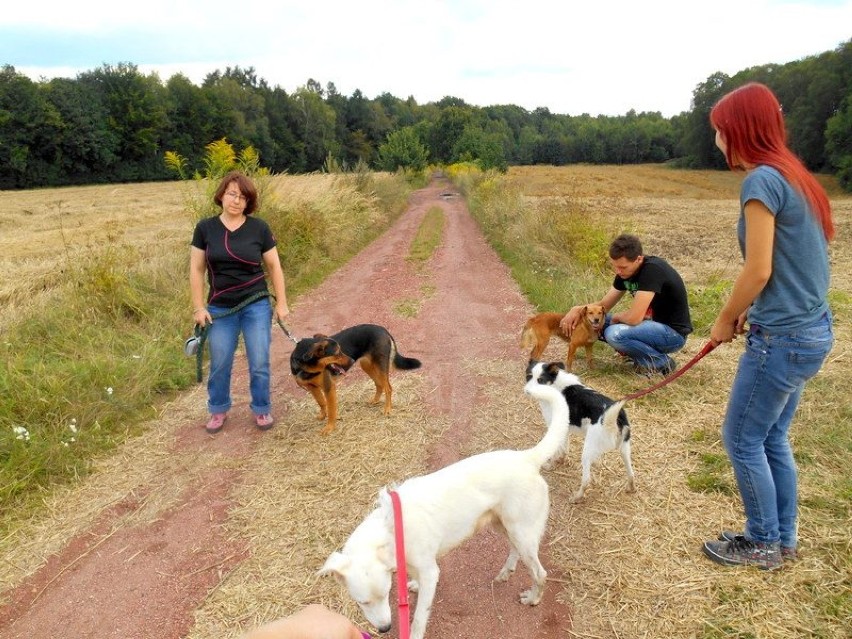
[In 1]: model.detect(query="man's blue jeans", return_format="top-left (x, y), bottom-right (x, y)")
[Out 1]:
top-left (206, 297), bottom-right (272, 416)
top-left (722, 312), bottom-right (833, 546)
top-left (603, 318), bottom-right (686, 370)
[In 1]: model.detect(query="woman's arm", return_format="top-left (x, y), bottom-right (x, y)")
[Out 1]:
top-left (262, 247), bottom-right (290, 321)
top-left (710, 200), bottom-right (775, 344)
top-left (189, 246), bottom-right (212, 326)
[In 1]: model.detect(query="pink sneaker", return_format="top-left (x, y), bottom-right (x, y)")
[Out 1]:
top-left (205, 413), bottom-right (227, 434)
top-left (255, 413), bottom-right (274, 431)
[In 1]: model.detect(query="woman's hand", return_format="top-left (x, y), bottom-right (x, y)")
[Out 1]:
top-left (274, 302), bottom-right (290, 323)
top-left (193, 308), bottom-right (212, 327)
top-left (710, 314), bottom-right (738, 345)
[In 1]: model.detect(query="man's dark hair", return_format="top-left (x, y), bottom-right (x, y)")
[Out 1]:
top-left (609, 234), bottom-right (643, 260)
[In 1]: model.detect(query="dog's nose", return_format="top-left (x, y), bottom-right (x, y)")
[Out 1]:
top-left (376, 624), bottom-right (392, 634)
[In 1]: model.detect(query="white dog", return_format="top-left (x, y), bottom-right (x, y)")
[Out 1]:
top-left (527, 360), bottom-right (633, 502)
top-left (319, 377), bottom-right (585, 639)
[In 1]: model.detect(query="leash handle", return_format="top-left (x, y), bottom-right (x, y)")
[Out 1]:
top-left (388, 490), bottom-right (411, 639)
top-left (620, 341), bottom-right (716, 401)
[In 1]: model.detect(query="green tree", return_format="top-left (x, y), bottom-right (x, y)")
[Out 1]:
top-left (429, 105), bottom-right (473, 164)
top-left (378, 126), bottom-right (429, 171)
top-left (78, 63), bottom-right (169, 180)
top-left (452, 124), bottom-right (507, 171)
top-left (292, 82), bottom-right (340, 170)
top-left (681, 71), bottom-right (730, 168)
top-left (0, 65), bottom-right (63, 187)
top-left (202, 67), bottom-right (273, 167)
top-left (825, 92), bottom-right (852, 190)
top-left (43, 76), bottom-right (119, 183)
top-left (162, 73), bottom-right (222, 173)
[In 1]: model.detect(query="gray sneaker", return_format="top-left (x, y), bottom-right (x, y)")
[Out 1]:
top-left (719, 530), bottom-right (797, 561)
top-left (703, 536), bottom-right (782, 570)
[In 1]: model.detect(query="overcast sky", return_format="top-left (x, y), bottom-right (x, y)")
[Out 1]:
top-left (2, 0), bottom-right (850, 117)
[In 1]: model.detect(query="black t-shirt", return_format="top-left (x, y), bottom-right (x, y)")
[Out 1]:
top-left (613, 255), bottom-right (693, 336)
top-left (191, 215), bottom-right (277, 308)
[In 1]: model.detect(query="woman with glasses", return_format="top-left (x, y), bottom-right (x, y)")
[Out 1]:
top-left (190, 170), bottom-right (289, 434)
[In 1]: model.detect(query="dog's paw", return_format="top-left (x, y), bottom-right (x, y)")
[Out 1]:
top-left (495, 567), bottom-right (513, 582)
top-left (319, 424), bottom-right (336, 435)
top-left (570, 492), bottom-right (586, 504)
top-left (407, 579), bottom-right (419, 592)
top-left (520, 587), bottom-right (543, 606)
top-left (626, 479), bottom-right (636, 493)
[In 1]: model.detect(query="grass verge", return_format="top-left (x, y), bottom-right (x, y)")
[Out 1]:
top-left (0, 171), bottom-right (413, 527)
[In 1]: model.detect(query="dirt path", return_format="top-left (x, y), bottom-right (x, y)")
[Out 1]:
top-left (0, 176), bottom-right (571, 638)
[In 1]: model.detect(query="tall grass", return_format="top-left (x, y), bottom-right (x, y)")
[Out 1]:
top-left (446, 162), bottom-right (631, 313)
top-left (0, 171), bottom-right (413, 524)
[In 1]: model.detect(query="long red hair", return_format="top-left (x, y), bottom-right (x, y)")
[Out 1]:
top-left (710, 82), bottom-right (834, 241)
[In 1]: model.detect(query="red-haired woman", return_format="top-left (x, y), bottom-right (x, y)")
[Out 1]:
top-left (702, 83), bottom-right (834, 570)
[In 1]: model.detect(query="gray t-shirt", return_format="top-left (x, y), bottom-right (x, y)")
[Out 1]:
top-left (739, 165), bottom-right (830, 332)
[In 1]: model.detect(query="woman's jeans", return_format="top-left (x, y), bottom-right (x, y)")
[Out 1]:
top-left (603, 318), bottom-right (686, 370)
top-left (722, 312), bottom-right (833, 547)
top-left (206, 298), bottom-right (272, 416)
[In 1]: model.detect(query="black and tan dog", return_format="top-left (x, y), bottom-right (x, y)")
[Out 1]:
top-left (290, 324), bottom-right (421, 434)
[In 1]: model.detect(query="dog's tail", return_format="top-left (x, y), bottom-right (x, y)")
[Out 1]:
top-left (391, 339), bottom-right (422, 370)
top-left (523, 379), bottom-right (570, 468)
top-left (602, 400), bottom-right (626, 441)
top-left (519, 323), bottom-right (536, 351)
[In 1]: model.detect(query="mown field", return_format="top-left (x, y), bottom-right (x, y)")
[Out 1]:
top-left (1, 164), bottom-right (849, 639)
top-left (457, 163), bottom-right (852, 639)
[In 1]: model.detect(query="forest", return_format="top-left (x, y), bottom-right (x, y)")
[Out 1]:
top-left (0, 39), bottom-right (850, 190)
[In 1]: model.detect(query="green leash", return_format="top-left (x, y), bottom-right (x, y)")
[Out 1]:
top-left (190, 291), bottom-right (298, 383)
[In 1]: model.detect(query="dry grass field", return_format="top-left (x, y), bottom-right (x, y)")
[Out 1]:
top-left (500, 164), bottom-right (852, 639)
top-left (1, 165), bottom-right (849, 639)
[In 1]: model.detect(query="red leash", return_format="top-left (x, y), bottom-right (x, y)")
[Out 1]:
top-left (388, 490), bottom-right (411, 639)
top-left (620, 341), bottom-right (717, 401)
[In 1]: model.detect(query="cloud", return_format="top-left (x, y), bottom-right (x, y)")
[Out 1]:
top-left (2, 0), bottom-right (850, 116)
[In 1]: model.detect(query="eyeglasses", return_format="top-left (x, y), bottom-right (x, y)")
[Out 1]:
top-left (224, 191), bottom-right (247, 202)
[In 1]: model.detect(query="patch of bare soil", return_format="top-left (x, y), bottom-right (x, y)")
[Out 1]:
top-left (0, 177), bottom-right (572, 638)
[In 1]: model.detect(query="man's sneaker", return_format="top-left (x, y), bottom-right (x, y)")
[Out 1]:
top-left (205, 412), bottom-right (227, 434)
top-left (633, 357), bottom-right (676, 378)
top-left (703, 537), bottom-right (782, 570)
top-left (255, 413), bottom-right (274, 431)
top-left (719, 530), bottom-right (797, 561)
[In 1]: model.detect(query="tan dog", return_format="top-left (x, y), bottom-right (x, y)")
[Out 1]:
top-left (520, 305), bottom-right (606, 371)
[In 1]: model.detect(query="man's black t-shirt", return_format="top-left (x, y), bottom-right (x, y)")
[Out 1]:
top-left (191, 215), bottom-right (276, 308)
top-left (613, 255), bottom-right (693, 336)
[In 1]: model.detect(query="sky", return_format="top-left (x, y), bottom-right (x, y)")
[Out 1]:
top-left (1, 0), bottom-right (850, 118)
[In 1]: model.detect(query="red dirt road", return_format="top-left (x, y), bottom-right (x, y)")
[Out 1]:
top-left (0, 176), bottom-right (572, 638)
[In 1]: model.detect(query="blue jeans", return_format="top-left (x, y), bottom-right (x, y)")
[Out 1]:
top-left (603, 317), bottom-right (686, 370)
top-left (206, 297), bottom-right (272, 416)
top-left (722, 312), bottom-right (833, 547)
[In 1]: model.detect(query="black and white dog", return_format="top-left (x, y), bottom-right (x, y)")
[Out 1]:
top-left (526, 360), bottom-right (635, 502)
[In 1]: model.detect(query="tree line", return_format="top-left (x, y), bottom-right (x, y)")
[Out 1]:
top-left (1, 39), bottom-right (850, 190)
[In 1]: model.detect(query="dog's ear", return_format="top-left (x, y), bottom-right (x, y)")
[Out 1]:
top-left (318, 551), bottom-right (350, 582)
top-left (545, 362), bottom-right (565, 375)
top-left (376, 540), bottom-right (395, 569)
